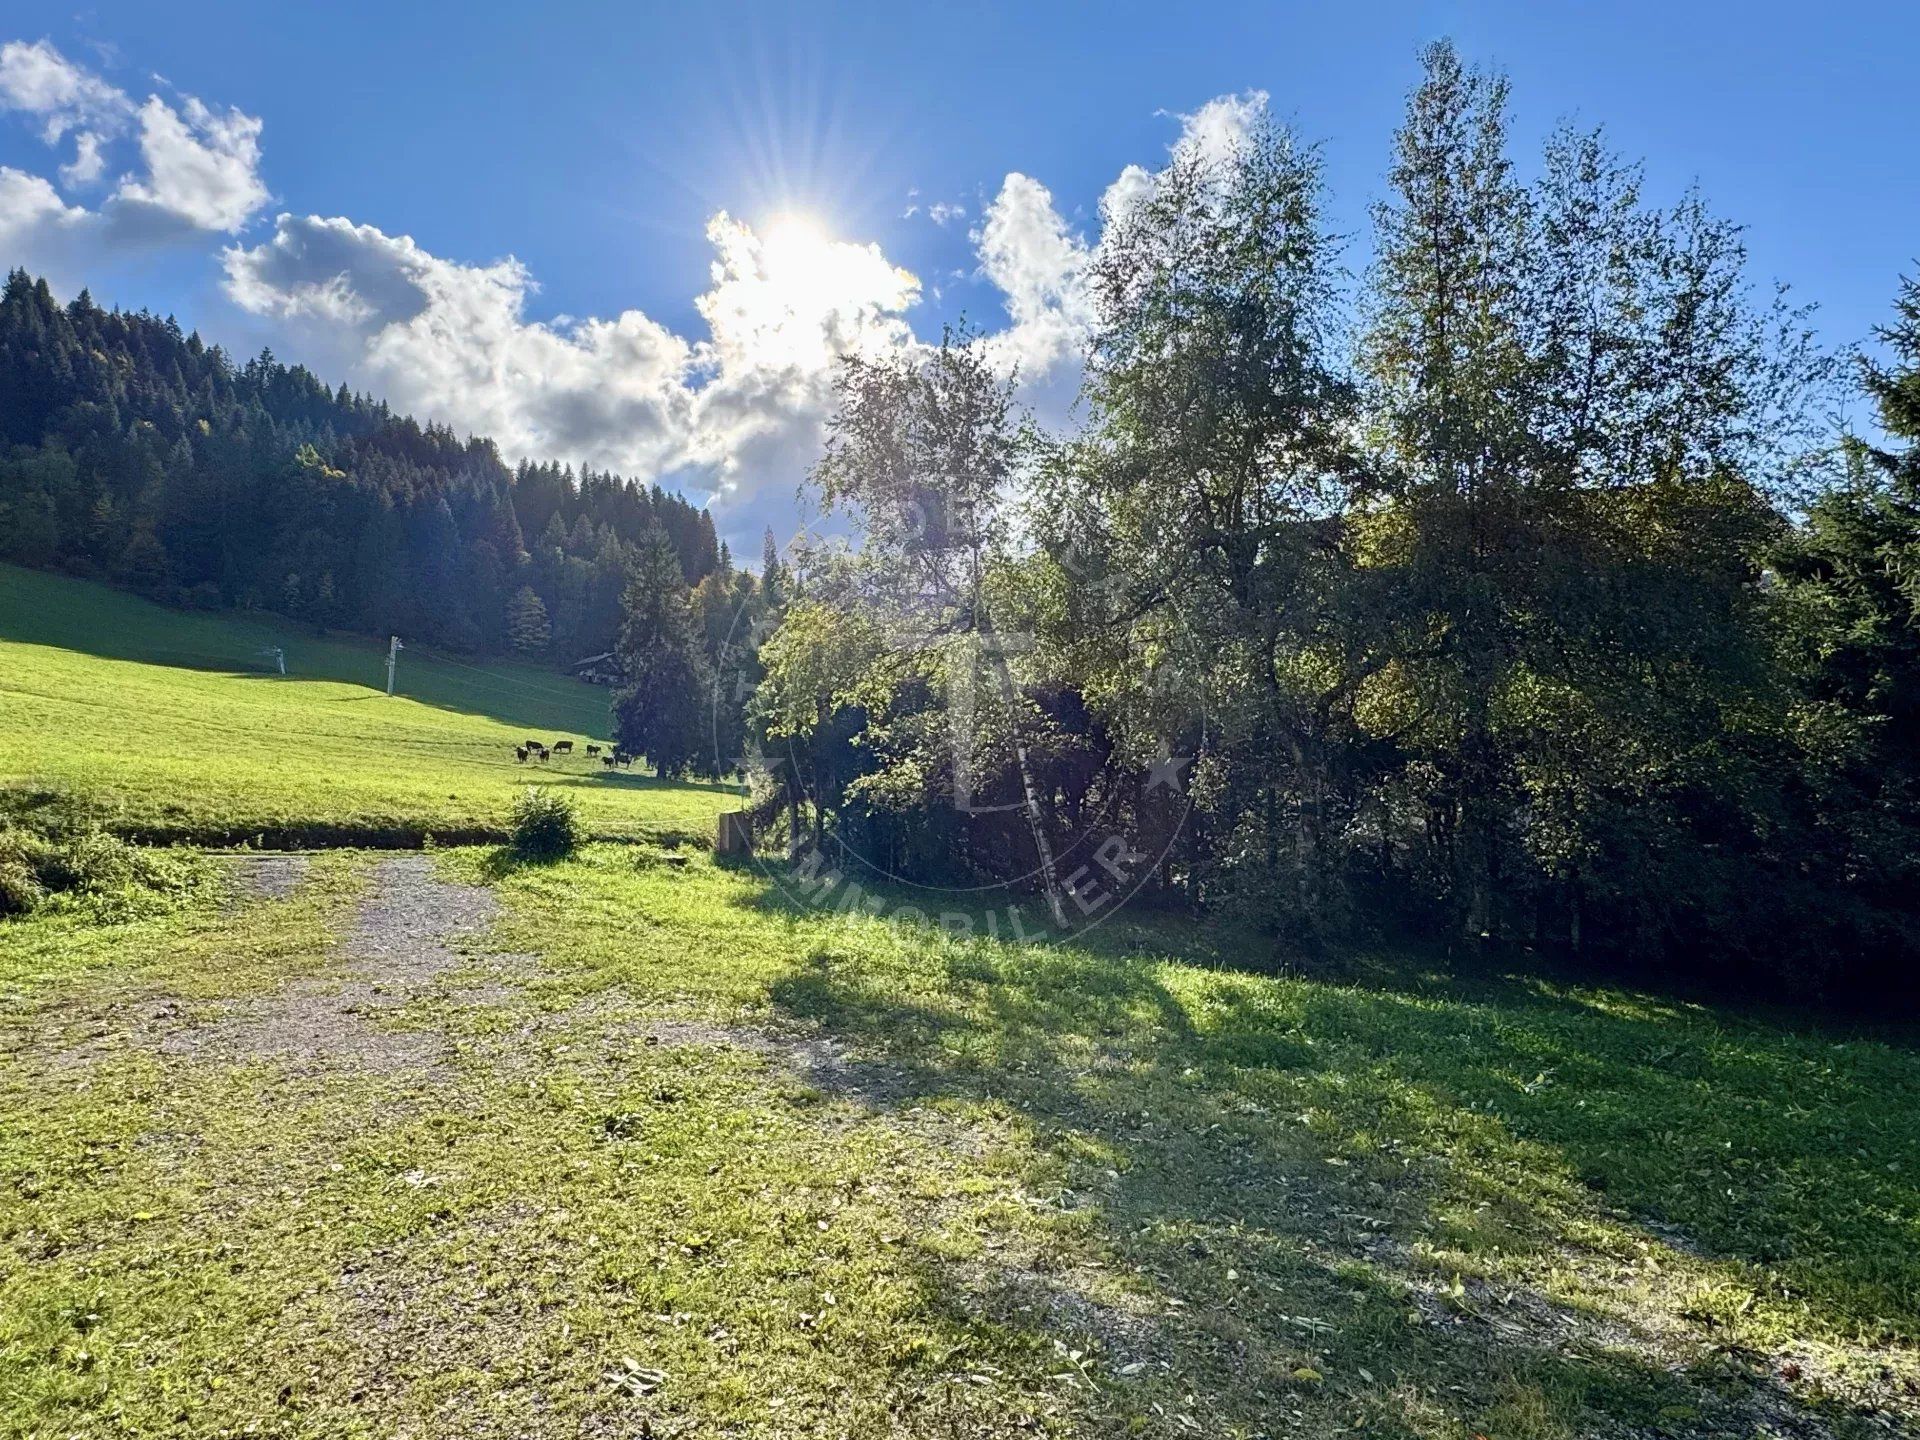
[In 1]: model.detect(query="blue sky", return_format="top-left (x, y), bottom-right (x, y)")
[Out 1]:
top-left (3, 1), bottom-right (1916, 542)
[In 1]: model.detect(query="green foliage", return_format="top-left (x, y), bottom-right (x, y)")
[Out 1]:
top-left (0, 268), bottom-right (722, 659)
top-left (612, 528), bottom-right (715, 779)
top-left (762, 39), bottom-right (1896, 1001)
top-left (809, 332), bottom-right (1073, 921)
top-left (0, 802), bottom-right (200, 920)
top-left (0, 845), bottom-right (45, 916)
top-left (505, 584), bottom-right (552, 655)
top-left (508, 785), bottom-right (581, 862)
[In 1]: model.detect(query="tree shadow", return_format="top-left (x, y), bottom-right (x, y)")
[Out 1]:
top-left (732, 876), bottom-right (1919, 1436)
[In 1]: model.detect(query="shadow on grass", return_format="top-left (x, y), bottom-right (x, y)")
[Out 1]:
top-left (0, 562), bottom-right (609, 736)
top-left (729, 870), bottom-right (1920, 1437)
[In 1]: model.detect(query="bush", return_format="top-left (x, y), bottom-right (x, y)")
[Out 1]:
top-left (37, 829), bottom-right (137, 894)
top-left (0, 796), bottom-right (203, 920)
top-left (0, 851), bottom-right (45, 916)
top-left (0, 783), bottom-right (112, 841)
top-left (509, 786), bottom-right (580, 863)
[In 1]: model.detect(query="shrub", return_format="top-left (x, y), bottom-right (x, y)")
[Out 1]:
top-left (0, 783), bottom-right (111, 840)
top-left (0, 850), bottom-right (45, 916)
top-left (0, 797), bottom-right (203, 921)
top-left (38, 829), bottom-right (137, 894)
top-left (509, 786), bottom-right (580, 863)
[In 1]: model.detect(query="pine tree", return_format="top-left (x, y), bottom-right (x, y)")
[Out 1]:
top-left (506, 585), bottom-right (552, 654)
top-left (760, 526), bottom-right (785, 606)
top-left (1777, 275), bottom-right (1920, 803)
top-left (120, 528), bottom-right (171, 596)
top-left (0, 266), bottom-right (725, 665)
top-left (612, 529), bottom-right (714, 778)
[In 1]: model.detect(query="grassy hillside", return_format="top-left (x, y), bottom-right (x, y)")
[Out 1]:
top-left (0, 565), bottom-right (734, 844)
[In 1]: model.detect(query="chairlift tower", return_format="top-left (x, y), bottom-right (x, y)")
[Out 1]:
top-left (386, 635), bottom-right (403, 695)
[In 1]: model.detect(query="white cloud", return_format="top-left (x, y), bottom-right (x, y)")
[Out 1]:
top-left (965, 90), bottom-right (1272, 392)
top-left (1098, 163), bottom-right (1154, 229)
top-left (1, 33), bottom-right (1272, 543)
top-left (0, 38), bottom-right (132, 201)
top-left (225, 214), bottom-right (696, 478)
top-left (1169, 89), bottom-right (1268, 170)
top-left (116, 93), bottom-right (268, 231)
top-left (222, 209), bottom-right (921, 533)
top-left (0, 165), bottom-right (89, 253)
top-left (214, 89), bottom-right (1274, 539)
top-left (0, 38), bottom-right (130, 141)
top-left (974, 173), bottom-right (1092, 378)
top-left (0, 40), bottom-right (270, 283)
top-left (59, 128), bottom-right (106, 185)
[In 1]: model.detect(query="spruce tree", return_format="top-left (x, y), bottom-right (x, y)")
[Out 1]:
top-left (1777, 275), bottom-right (1920, 809)
top-left (506, 585), bottom-right (552, 654)
top-left (612, 529), bottom-right (713, 778)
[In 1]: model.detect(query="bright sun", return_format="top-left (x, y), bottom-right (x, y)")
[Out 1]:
top-left (759, 212), bottom-right (835, 295)
top-left (723, 209), bottom-right (918, 369)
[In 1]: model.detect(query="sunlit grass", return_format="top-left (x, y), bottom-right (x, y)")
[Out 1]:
top-left (3, 846), bottom-right (1916, 1436)
top-left (0, 565), bottom-right (735, 845)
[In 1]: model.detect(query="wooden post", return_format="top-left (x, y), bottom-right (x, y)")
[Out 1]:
top-left (716, 810), bottom-right (753, 858)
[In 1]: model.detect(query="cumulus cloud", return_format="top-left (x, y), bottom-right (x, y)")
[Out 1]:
top-left (222, 209), bottom-right (921, 533)
top-left (968, 89), bottom-right (1272, 393)
top-left (117, 94), bottom-right (269, 231)
top-left (974, 173), bottom-right (1092, 378)
top-left (1, 31), bottom-right (1274, 542)
top-left (219, 89), bottom-right (1275, 538)
top-left (1169, 89), bottom-right (1269, 170)
top-left (0, 39), bottom-right (269, 278)
top-left (59, 128), bottom-right (106, 185)
top-left (0, 165), bottom-right (89, 254)
top-left (225, 214), bottom-right (696, 479)
top-left (0, 37), bottom-right (131, 164)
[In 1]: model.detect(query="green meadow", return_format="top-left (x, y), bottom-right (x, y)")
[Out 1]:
top-left (0, 565), bottom-right (735, 845)
top-left (1, 570), bottom-right (1917, 1438)
top-left (1, 844), bottom-right (1916, 1438)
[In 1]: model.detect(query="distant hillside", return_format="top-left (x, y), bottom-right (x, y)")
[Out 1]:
top-left (0, 563), bottom-right (607, 734)
top-left (0, 269), bottom-right (728, 662)
top-left (0, 563), bottom-right (735, 846)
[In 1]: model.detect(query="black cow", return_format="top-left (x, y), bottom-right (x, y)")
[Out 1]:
top-left (514, 745), bottom-right (529, 763)
top-left (552, 740), bottom-right (573, 754)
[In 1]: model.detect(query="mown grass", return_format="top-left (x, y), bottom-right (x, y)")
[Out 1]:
top-left (0, 565), bottom-right (735, 845)
top-left (3, 842), bottom-right (1915, 1438)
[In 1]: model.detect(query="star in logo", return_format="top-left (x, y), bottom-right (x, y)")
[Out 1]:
top-left (1145, 746), bottom-right (1191, 794)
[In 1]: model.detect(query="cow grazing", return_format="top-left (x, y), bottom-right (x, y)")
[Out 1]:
top-left (601, 755), bottom-right (616, 769)
top-left (552, 740), bottom-right (573, 754)
top-left (514, 745), bottom-right (528, 763)
top-left (585, 744), bottom-right (600, 757)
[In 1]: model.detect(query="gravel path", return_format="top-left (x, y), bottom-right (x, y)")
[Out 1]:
top-left (226, 852), bottom-right (313, 901)
top-left (168, 855), bottom-right (502, 1074)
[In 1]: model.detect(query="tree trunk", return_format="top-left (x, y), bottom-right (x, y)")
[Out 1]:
top-left (977, 616), bottom-right (1069, 931)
